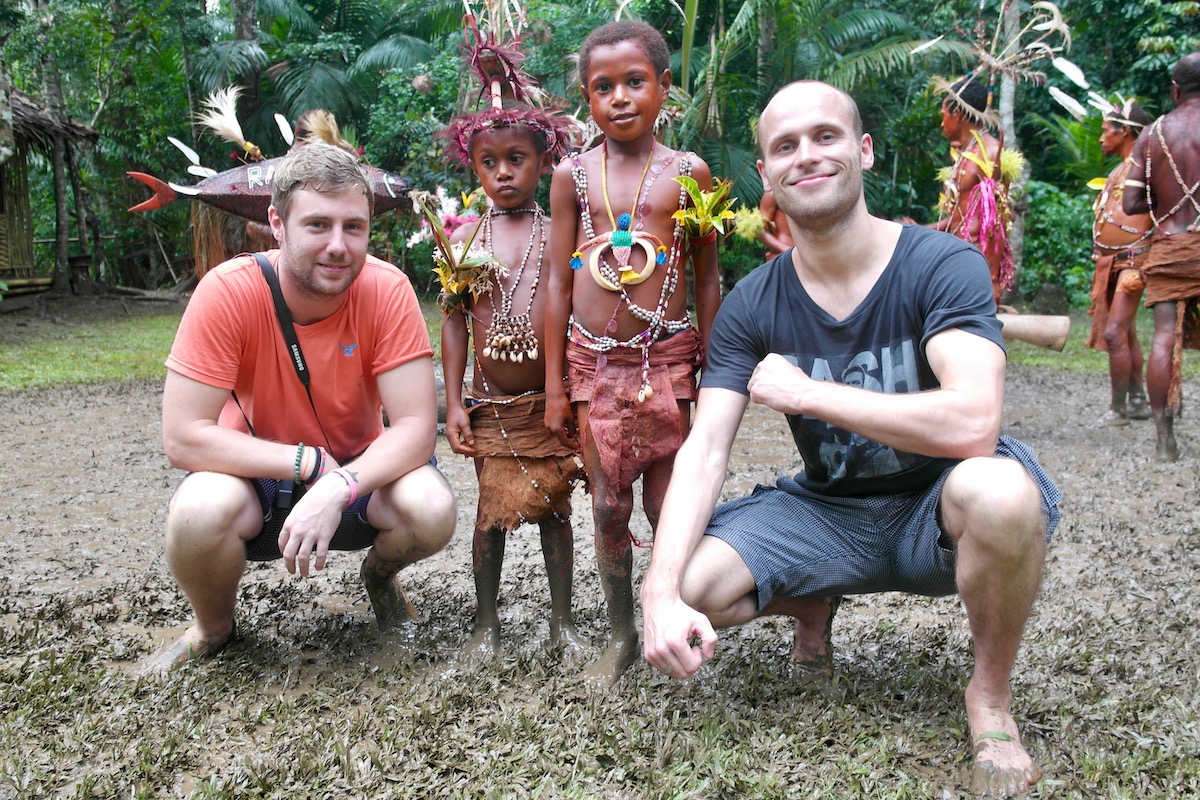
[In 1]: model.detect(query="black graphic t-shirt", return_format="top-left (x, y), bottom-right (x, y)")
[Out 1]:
top-left (702, 225), bottom-right (1004, 497)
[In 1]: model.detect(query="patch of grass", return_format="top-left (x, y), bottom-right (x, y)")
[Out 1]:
top-left (0, 313), bottom-right (181, 392)
top-left (1006, 307), bottom-right (1200, 380)
top-left (0, 298), bottom-right (448, 393)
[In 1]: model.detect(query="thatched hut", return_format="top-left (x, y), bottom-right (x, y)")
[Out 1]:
top-left (1, 87), bottom-right (97, 294)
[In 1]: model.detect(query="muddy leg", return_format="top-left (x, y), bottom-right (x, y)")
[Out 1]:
top-left (1104, 274), bottom-right (1147, 423)
top-left (577, 404), bottom-right (640, 685)
top-left (362, 464), bottom-right (457, 629)
top-left (539, 514), bottom-right (586, 650)
top-left (143, 473), bottom-right (260, 675)
top-left (1147, 302), bottom-right (1180, 461)
top-left (360, 549), bottom-right (418, 631)
top-left (465, 525), bottom-right (505, 655)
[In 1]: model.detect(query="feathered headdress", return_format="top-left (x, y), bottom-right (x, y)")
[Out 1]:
top-left (439, 0), bottom-right (574, 166)
top-left (1086, 92), bottom-right (1147, 129)
top-left (196, 87), bottom-right (264, 161)
top-left (917, 2), bottom-right (1084, 129)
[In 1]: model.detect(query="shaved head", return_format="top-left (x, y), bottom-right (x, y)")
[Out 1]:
top-left (758, 81), bottom-right (863, 155)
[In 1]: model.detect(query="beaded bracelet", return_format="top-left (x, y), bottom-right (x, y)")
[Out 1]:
top-left (330, 468), bottom-right (359, 507)
top-left (293, 442), bottom-right (307, 483)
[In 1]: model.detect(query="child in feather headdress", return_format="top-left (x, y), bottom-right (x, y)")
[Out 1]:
top-left (435, 6), bottom-right (586, 658)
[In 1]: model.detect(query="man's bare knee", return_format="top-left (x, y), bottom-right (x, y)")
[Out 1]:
top-left (678, 536), bottom-right (757, 618)
top-left (370, 465), bottom-right (457, 554)
top-left (166, 473), bottom-right (258, 547)
top-left (942, 458), bottom-right (1044, 550)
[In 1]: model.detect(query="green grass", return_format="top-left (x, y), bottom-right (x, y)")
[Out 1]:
top-left (0, 313), bottom-right (182, 392)
top-left (1, 302), bottom-right (1192, 393)
top-left (0, 300), bottom-right (449, 393)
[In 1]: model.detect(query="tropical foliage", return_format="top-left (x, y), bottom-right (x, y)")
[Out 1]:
top-left (2, 0), bottom-right (1198, 304)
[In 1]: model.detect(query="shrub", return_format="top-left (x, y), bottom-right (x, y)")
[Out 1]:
top-left (1018, 180), bottom-right (1094, 308)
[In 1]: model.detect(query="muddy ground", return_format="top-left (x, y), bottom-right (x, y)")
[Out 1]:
top-left (1, 294), bottom-right (1198, 797)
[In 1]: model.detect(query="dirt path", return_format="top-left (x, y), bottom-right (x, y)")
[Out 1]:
top-left (2, 295), bottom-right (1198, 796)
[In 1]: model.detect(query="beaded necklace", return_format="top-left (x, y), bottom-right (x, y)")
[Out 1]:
top-left (568, 149), bottom-right (693, 402)
top-left (570, 143), bottom-right (671, 290)
top-left (1093, 158), bottom-right (1152, 252)
top-left (479, 204), bottom-right (545, 363)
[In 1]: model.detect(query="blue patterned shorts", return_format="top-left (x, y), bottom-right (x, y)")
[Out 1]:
top-left (705, 436), bottom-right (1061, 611)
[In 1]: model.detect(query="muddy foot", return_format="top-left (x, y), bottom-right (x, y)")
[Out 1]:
top-left (550, 619), bottom-right (589, 652)
top-left (967, 706), bottom-right (1041, 797)
top-left (361, 558), bottom-right (417, 631)
top-left (1155, 433), bottom-right (1179, 462)
top-left (582, 635), bottom-right (639, 686)
top-left (138, 624), bottom-right (236, 678)
top-left (458, 627), bottom-right (501, 663)
top-left (1102, 408), bottom-right (1130, 427)
top-left (788, 596), bottom-right (840, 684)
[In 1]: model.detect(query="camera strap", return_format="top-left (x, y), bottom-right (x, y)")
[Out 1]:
top-left (229, 253), bottom-right (333, 454)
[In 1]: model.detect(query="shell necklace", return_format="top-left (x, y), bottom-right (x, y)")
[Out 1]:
top-left (480, 204), bottom-right (545, 363)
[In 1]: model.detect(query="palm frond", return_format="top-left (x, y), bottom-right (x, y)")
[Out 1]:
top-left (193, 39), bottom-right (271, 93)
top-left (270, 60), bottom-right (363, 122)
top-left (258, 0), bottom-right (320, 38)
top-left (351, 35), bottom-right (437, 77)
top-left (818, 8), bottom-right (913, 50)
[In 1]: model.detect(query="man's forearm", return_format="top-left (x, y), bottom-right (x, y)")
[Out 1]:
top-left (643, 434), bottom-right (731, 601)
top-left (339, 418), bottom-right (435, 495)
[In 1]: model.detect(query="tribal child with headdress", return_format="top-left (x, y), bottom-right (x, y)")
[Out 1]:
top-left (1086, 96), bottom-right (1154, 426)
top-left (435, 1), bottom-right (586, 656)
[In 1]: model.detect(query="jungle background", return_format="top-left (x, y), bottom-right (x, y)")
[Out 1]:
top-left (3, 3), bottom-right (1200, 798)
top-left (1, 0), bottom-right (1199, 307)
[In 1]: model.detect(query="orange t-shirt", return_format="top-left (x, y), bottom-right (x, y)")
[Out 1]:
top-left (166, 251), bottom-right (432, 461)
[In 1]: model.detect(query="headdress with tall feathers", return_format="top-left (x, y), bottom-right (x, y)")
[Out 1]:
top-left (196, 87), bottom-right (264, 161)
top-left (439, 0), bottom-right (574, 166)
top-left (916, 2), bottom-right (1084, 130)
top-left (1086, 92), bottom-right (1147, 129)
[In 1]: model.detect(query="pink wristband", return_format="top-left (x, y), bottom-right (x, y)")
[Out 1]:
top-left (330, 468), bottom-right (358, 507)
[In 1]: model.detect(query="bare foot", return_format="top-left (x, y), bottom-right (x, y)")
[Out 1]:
top-left (550, 619), bottom-right (589, 652)
top-left (1102, 408), bottom-right (1130, 427)
top-left (459, 626), bottom-right (501, 663)
top-left (1155, 431), bottom-right (1179, 462)
top-left (788, 596), bottom-right (840, 684)
top-left (582, 634), bottom-right (639, 686)
top-left (138, 623), bottom-right (236, 677)
top-left (360, 557), bottom-right (416, 631)
top-left (966, 701), bottom-right (1042, 797)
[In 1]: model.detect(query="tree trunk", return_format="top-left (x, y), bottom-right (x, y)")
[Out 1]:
top-left (64, 143), bottom-right (93, 291)
top-left (36, 0), bottom-right (72, 293)
top-left (758, 1), bottom-right (776, 92)
top-left (0, 58), bottom-right (14, 167)
top-left (233, 0), bottom-right (261, 110)
top-left (999, 0), bottom-right (1030, 303)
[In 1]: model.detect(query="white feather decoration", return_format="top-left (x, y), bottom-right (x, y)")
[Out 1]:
top-left (1052, 57), bottom-right (1090, 89)
top-left (1048, 86), bottom-right (1087, 119)
top-left (168, 136), bottom-right (202, 166)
